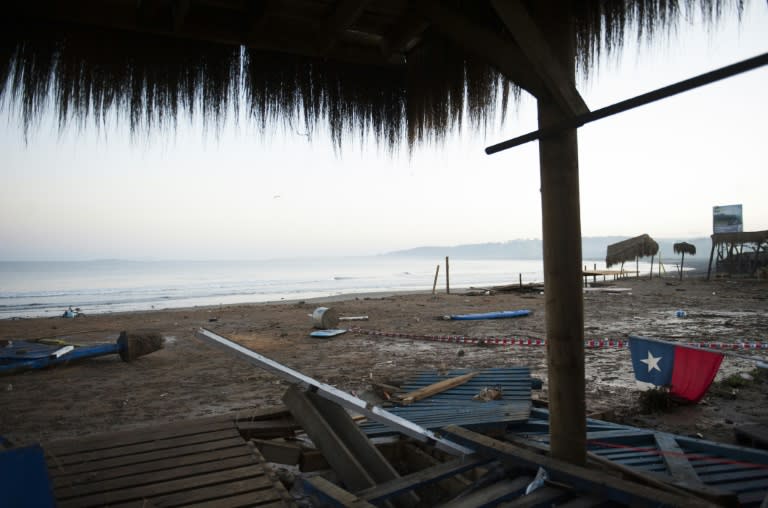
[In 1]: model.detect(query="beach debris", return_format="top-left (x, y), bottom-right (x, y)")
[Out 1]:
top-left (0, 331), bottom-right (164, 375)
top-left (338, 315), bottom-right (369, 321)
top-left (395, 371), bottom-right (478, 405)
top-left (195, 327), bottom-right (471, 455)
top-left (473, 385), bottom-right (503, 401)
top-left (442, 309), bottom-right (531, 321)
top-left (310, 307), bottom-right (339, 329)
top-left (61, 306), bottom-right (84, 318)
top-left (308, 329), bottom-right (347, 339)
top-left (525, 466), bottom-right (549, 495)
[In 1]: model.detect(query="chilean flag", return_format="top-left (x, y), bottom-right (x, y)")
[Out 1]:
top-left (629, 335), bottom-right (724, 403)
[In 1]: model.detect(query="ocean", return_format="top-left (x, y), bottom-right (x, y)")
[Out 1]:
top-left (0, 256), bottom-right (637, 319)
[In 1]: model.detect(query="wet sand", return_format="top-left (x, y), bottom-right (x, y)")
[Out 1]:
top-left (1, 275), bottom-right (766, 446)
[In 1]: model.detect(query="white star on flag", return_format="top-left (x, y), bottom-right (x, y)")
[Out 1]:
top-left (640, 350), bottom-right (662, 372)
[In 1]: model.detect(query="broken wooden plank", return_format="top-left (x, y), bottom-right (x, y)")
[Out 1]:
top-left (439, 476), bottom-right (533, 508)
top-left (396, 372), bottom-right (478, 405)
top-left (442, 425), bottom-right (721, 508)
top-left (250, 439), bottom-right (302, 466)
top-left (654, 432), bottom-right (702, 485)
top-left (303, 390), bottom-right (420, 507)
top-left (282, 385), bottom-right (376, 492)
top-left (196, 327), bottom-right (471, 455)
top-left (305, 476), bottom-right (377, 508)
top-left (237, 419), bottom-right (302, 439)
top-left (356, 454), bottom-right (490, 503)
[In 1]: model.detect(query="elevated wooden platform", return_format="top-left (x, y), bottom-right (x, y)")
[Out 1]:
top-left (43, 414), bottom-right (294, 508)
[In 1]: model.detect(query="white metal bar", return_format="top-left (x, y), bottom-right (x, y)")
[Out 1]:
top-left (196, 327), bottom-right (472, 455)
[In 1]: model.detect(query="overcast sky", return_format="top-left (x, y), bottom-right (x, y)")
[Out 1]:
top-left (1, 4), bottom-right (766, 261)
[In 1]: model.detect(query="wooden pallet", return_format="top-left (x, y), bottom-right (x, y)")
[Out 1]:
top-left (43, 414), bottom-right (294, 508)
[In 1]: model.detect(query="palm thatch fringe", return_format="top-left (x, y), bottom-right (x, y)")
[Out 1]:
top-left (0, 19), bottom-right (516, 151)
top-left (673, 242), bottom-right (697, 255)
top-left (0, 0), bottom-right (747, 149)
top-left (606, 234), bottom-right (659, 267)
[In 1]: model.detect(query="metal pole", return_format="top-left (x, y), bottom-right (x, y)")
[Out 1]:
top-left (486, 53), bottom-right (768, 154)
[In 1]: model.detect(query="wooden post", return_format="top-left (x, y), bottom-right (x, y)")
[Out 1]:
top-left (649, 255), bottom-right (654, 280)
top-left (519, 273), bottom-right (523, 288)
top-left (535, 4), bottom-right (585, 466)
top-left (593, 263), bottom-right (597, 285)
top-left (707, 242), bottom-right (716, 280)
top-left (432, 264), bottom-right (440, 296)
top-left (636, 257), bottom-right (639, 278)
top-left (445, 256), bottom-right (450, 294)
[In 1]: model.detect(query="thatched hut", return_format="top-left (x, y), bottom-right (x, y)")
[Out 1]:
top-left (1, 0), bottom-right (754, 466)
top-left (673, 241), bottom-right (697, 280)
top-left (606, 234), bottom-right (660, 277)
top-left (708, 230), bottom-right (768, 279)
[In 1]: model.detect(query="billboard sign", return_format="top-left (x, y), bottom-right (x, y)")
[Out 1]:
top-left (713, 204), bottom-right (743, 233)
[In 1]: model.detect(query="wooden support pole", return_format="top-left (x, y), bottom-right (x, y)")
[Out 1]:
top-left (519, 273), bottom-right (522, 288)
top-left (432, 264), bottom-right (440, 296)
top-left (445, 256), bottom-right (450, 294)
top-left (649, 255), bottom-right (654, 280)
top-left (535, 4), bottom-right (585, 466)
top-left (707, 242), bottom-right (716, 280)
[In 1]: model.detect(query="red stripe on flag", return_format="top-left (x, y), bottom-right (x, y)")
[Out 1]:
top-left (670, 346), bottom-right (724, 403)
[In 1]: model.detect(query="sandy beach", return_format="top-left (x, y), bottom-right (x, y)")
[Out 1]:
top-left (1, 276), bottom-right (767, 448)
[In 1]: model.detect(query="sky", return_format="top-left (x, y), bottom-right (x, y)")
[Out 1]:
top-left (1, 4), bottom-right (766, 261)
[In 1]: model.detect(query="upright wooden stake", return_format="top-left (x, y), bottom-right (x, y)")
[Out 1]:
top-left (519, 273), bottom-right (523, 288)
top-left (649, 255), bottom-right (654, 280)
top-left (445, 256), bottom-right (450, 294)
top-left (535, 4), bottom-right (585, 466)
top-left (432, 264), bottom-right (440, 296)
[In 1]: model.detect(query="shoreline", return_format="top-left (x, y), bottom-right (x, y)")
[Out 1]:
top-left (1, 277), bottom-right (766, 446)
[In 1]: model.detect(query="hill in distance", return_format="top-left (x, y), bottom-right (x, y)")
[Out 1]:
top-left (384, 236), bottom-right (712, 266)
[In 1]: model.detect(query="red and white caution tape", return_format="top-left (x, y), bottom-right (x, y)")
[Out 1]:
top-left (348, 327), bottom-right (767, 351)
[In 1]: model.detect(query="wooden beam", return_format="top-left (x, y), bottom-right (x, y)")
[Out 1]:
top-left (379, 14), bottom-right (430, 59)
top-left (282, 385), bottom-right (376, 492)
top-left (172, 0), bottom-right (190, 32)
top-left (396, 372), bottom-right (478, 405)
top-left (247, 0), bottom-right (276, 37)
top-left (653, 433), bottom-right (702, 486)
top-left (534, 5), bottom-right (586, 467)
top-left (490, 0), bottom-right (589, 116)
top-left (356, 455), bottom-right (490, 503)
top-left (442, 426), bottom-right (721, 508)
top-left (303, 390), bottom-right (420, 507)
top-left (440, 476), bottom-right (534, 508)
top-left (317, 0), bottom-right (372, 55)
top-left (415, 0), bottom-right (545, 99)
top-left (305, 476), bottom-right (378, 508)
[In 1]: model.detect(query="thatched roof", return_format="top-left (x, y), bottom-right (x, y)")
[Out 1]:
top-left (711, 230), bottom-right (768, 246)
top-left (606, 234), bottom-right (659, 267)
top-left (673, 242), bottom-right (697, 255)
top-left (0, 0), bottom-right (747, 151)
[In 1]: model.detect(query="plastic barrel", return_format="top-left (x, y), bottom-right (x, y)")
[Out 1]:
top-left (311, 307), bottom-right (339, 329)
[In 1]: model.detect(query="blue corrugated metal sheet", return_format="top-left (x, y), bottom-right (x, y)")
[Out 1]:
top-left (509, 408), bottom-right (768, 507)
top-left (361, 367), bottom-right (532, 436)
